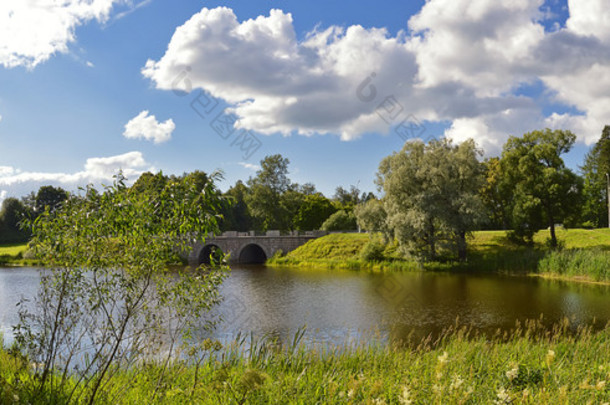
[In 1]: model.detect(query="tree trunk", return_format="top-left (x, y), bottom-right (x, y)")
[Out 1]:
top-left (548, 212), bottom-right (557, 248)
top-left (457, 230), bottom-right (467, 262)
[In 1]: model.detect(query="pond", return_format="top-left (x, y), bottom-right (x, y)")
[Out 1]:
top-left (2, 265), bottom-right (610, 346)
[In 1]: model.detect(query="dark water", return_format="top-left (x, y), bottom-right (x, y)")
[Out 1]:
top-left (3, 265), bottom-right (610, 346)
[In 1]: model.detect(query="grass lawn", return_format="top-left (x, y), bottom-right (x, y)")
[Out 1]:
top-left (0, 243), bottom-right (28, 257)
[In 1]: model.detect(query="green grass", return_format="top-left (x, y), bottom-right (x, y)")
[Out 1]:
top-left (0, 243), bottom-right (28, 257)
top-left (4, 321), bottom-right (610, 403)
top-left (269, 229), bottom-right (610, 282)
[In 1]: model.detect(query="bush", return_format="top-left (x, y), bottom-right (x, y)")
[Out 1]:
top-left (320, 210), bottom-right (357, 231)
top-left (360, 239), bottom-right (386, 262)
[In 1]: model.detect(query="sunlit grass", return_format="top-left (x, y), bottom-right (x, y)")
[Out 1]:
top-left (269, 229), bottom-right (610, 281)
top-left (4, 320), bottom-right (610, 403)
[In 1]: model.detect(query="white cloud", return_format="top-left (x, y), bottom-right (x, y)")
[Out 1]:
top-left (238, 162), bottom-right (260, 171)
top-left (144, 4), bottom-right (610, 155)
top-left (123, 110), bottom-right (175, 144)
top-left (0, 190), bottom-right (6, 206)
top-left (0, 0), bottom-right (147, 69)
top-left (0, 152), bottom-right (151, 190)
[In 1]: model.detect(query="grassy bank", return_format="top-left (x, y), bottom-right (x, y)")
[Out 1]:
top-left (3, 321), bottom-right (610, 403)
top-left (269, 229), bottom-right (610, 281)
top-left (0, 243), bottom-right (38, 266)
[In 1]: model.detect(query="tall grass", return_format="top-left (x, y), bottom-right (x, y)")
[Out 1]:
top-left (4, 320), bottom-right (610, 403)
top-left (538, 249), bottom-right (610, 282)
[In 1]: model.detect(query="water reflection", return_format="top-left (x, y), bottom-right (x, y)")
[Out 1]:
top-left (3, 265), bottom-right (610, 347)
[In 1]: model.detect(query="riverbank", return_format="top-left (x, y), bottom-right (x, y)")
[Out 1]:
top-left (3, 320), bottom-right (610, 403)
top-left (268, 229), bottom-right (610, 282)
top-left (0, 243), bottom-right (38, 266)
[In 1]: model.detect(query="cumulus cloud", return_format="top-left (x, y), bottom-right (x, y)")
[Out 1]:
top-left (123, 111), bottom-right (175, 144)
top-left (0, 152), bottom-right (151, 192)
top-left (0, 0), bottom-right (125, 69)
top-left (143, 3), bottom-right (610, 155)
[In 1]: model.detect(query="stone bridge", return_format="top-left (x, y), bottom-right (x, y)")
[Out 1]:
top-left (188, 230), bottom-right (327, 265)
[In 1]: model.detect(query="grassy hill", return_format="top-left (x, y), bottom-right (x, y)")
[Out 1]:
top-left (269, 229), bottom-right (610, 280)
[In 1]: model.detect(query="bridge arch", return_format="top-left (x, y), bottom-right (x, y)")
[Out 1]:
top-left (238, 243), bottom-right (268, 264)
top-left (198, 244), bottom-right (224, 265)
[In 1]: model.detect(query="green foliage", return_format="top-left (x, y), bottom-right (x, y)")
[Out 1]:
top-left (581, 125), bottom-right (610, 228)
top-left (538, 249), bottom-right (610, 281)
top-left (293, 193), bottom-right (336, 231)
top-left (0, 197), bottom-right (30, 243)
top-left (377, 138), bottom-right (486, 261)
top-left (34, 185), bottom-right (68, 214)
top-left (354, 198), bottom-right (390, 240)
top-left (359, 237), bottom-right (386, 262)
top-left (320, 210), bottom-right (357, 231)
top-left (14, 172), bottom-right (228, 404)
top-left (500, 129), bottom-right (582, 247)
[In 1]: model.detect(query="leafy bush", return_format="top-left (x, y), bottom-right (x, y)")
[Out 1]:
top-left (320, 210), bottom-right (357, 231)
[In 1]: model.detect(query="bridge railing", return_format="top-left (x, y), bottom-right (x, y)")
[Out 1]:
top-left (215, 230), bottom-right (328, 238)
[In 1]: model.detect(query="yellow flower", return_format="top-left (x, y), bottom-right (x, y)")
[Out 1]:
top-left (546, 349), bottom-right (556, 364)
top-left (596, 380), bottom-right (606, 390)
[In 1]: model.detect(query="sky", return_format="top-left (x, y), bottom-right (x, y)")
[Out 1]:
top-left (1, 0), bottom-right (609, 204)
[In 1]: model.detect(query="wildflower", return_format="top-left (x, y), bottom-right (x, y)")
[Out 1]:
top-left (438, 351), bottom-right (449, 365)
top-left (506, 366), bottom-right (519, 381)
top-left (399, 385), bottom-right (413, 405)
top-left (493, 387), bottom-right (511, 404)
top-left (546, 349), bottom-right (555, 364)
top-left (373, 398), bottom-right (386, 405)
top-left (347, 389), bottom-right (355, 399)
top-left (450, 375), bottom-right (464, 390)
top-left (596, 380), bottom-right (606, 390)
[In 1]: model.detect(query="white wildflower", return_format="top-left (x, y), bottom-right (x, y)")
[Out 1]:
top-left (505, 366), bottom-right (519, 381)
top-left (399, 385), bottom-right (413, 405)
top-left (438, 351), bottom-right (449, 364)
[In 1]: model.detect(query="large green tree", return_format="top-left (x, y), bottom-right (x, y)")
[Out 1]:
top-left (294, 193), bottom-right (336, 230)
top-left (246, 154), bottom-right (293, 230)
top-left (581, 125), bottom-right (610, 228)
top-left (377, 138), bottom-right (485, 261)
top-left (0, 197), bottom-right (30, 243)
top-left (500, 129), bottom-right (582, 247)
top-left (34, 185), bottom-right (68, 214)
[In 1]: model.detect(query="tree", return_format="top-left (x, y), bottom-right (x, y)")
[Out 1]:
top-left (294, 194), bottom-right (336, 230)
top-left (250, 154), bottom-right (291, 194)
top-left (320, 210), bottom-right (357, 231)
top-left (221, 180), bottom-right (254, 231)
top-left (246, 154), bottom-right (293, 230)
top-left (34, 185), bottom-right (68, 214)
top-left (130, 171), bottom-right (168, 196)
top-left (581, 125), bottom-right (610, 227)
top-left (500, 129), bottom-right (582, 247)
top-left (377, 138), bottom-right (485, 261)
top-left (16, 172), bottom-right (228, 404)
top-left (354, 198), bottom-right (389, 239)
top-left (480, 157), bottom-right (512, 230)
top-left (0, 197), bottom-right (30, 243)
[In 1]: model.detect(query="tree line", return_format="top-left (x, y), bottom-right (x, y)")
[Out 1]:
top-left (1, 126), bottom-right (609, 261)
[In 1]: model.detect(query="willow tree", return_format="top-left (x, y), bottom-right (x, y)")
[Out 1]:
top-left (16, 172), bottom-right (228, 404)
top-left (377, 138), bottom-right (485, 261)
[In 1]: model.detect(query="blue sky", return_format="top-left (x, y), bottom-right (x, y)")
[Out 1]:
top-left (1, 0), bottom-right (609, 202)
